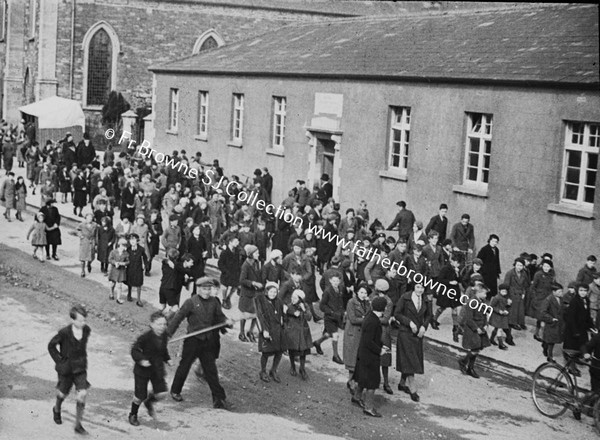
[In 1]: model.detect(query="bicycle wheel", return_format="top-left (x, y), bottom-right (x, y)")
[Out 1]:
top-left (532, 362), bottom-right (575, 418)
top-left (593, 395), bottom-right (600, 433)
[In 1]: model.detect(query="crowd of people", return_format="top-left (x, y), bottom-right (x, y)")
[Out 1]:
top-left (1, 128), bottom-right (599, 429)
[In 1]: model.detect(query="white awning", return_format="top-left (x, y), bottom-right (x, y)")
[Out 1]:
top-left (19, 96), bottom-right (86, 129)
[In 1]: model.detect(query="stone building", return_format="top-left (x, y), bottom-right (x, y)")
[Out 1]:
top-left (149, 3), bottom-right (600, 281)
top-left (0, 0), bottom-right (491, 142)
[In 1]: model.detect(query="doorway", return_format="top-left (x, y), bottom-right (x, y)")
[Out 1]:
top-left (317, 138), bottom-right (335, 182)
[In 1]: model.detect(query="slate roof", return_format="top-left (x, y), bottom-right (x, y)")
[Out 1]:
top-left (149, 4), bottom-right (599, 87)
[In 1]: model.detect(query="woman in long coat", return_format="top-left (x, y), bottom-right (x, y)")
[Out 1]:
top-left (26, 144), bottom-right (40, 185)
top-left (395, 282), bottom-right (431, 402)
top-left (77, 213), bottom-right (98, 277)
top-left (343, 283), bottom-right (371, 391)
top-left (284, 289), bottom-right (312, 380)
top-left (458, 284), bottom-right (490, 379)
top-left (476, 234), bottom-right (501, 299)
top-left (125, 233), bottom-right (148, 306)
top-left (40, 199), bottom-right (61, 260)
top-left (147, 210), bottom-right (163, 275)
top-left (272, 210), bottom-right (293, 254)
top-left (370, 279), bottom-right (394, 394)
top-left (57, 165), bottom-right (72, 203)
top-left (120, 180), bottom-right (137, 221)
top-left (239, 245), bottom-right (263, 342)
top-left (255, 282), bottom-right (285, 383)
top-left (528, 260), bottom-right (555, 341)
top-left (352, 296), bottom-right (386, 417)
top-left (563, 285), bottom-right (595, 353)
top-left (14, 176), bottom-right (27, 221)
top-left (504, 258), bottom-right (531, 331)
top-left (97, 216), bottom-right (115, 275)
top-left (72, 170), bottom-right (87, 216)
top-left (0, 173), bottom-right (16, 220)
top-left (131, 214), bottom-right (151, 261)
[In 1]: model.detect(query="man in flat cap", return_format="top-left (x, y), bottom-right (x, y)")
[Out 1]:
top-left (167, 277), bottom-right (234, 409)
top-left (387, 201), bottom-right (416, 241)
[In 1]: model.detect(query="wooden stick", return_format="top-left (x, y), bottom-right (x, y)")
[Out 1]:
top-left (168, 320), bottom-right (237, 344)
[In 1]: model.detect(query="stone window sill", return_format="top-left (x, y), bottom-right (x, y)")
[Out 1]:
top-left (227, 140), bottom-right (243, 148)
top-left (547, 203), bottom-right (594, 219)
top-left (452, 184), bottom-right (488, 198)
top-left (266, 148), bottom-right (284, 157)
top-left (378, 169), bottom-right (407, 181)
top-left (166, 129), bottom-right (178, 135)
top-left (194, 134), bottom-right (208, 142)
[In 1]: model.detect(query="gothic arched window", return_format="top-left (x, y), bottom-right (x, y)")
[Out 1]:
top-left (82, 22), bottom-right (120, 107)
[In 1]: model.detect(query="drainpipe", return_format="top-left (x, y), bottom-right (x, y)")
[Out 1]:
top-left (69, 0), bottom-right (76, 98)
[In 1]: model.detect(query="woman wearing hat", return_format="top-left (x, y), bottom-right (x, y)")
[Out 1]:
top-left (239, 244), bottom-right (263, 342)
top-left (476, 234), bottom-right (502, 299)
top-left (255, 282), bottom-right (285, 383)
top-left (285, 289), bottom-right (313, 380)
top-left (352, 295), bottom-right (388, 417)
top-left (394, 281), bottom-right (431, 401)
top-left (40, 198), bottom-right (62, 260)
top-left (343, 283), bottom-right (371, 392)
top-left (503, 258), bottom-right (531, 331)
top-left (528, 260), bottom-right (555, 341)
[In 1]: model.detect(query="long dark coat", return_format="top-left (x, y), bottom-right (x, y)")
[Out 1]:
top-left (126, 246), bottom-right (148, 287)
top-left (540, 294), bottom-right (565, 344)
top-left (185, 235), bottom-right (207, 279)
top-left (371, 293), bottom-right (394, 367)
top-left (504, 268), bottom-right (530, 327)
top-left (477, 244), bottom-right (501, 297)
top-left (0, 178), bottom-right (16, 208)
top-left (239, 258), bottom-right (263, 314)
top-left (72, 176), bottom-right (87, 208)
top-left (272, 219), bottom-right (292, 254)
top-left (425, 214), bottom-right (448, 243)
top-left (317, 223), bottom-right (338, 264)
top-left (460, 296), bottom-right (490, 351)
top-left (343, 296), bottom-right (370, 371)
top-left (563, 294), bottom-right (595, 350)
top-left (40, 205), bottom-right (62, 245)
top-left (97, 225), bottom-right (115, 264)
top-left (148, 219), bottom-right (163, 258)
top-left (353, 311), bottom-right (382, 389)
top-left (320, 285), bottom-right (345, 334)
top-left (528, 270), bottom-right (554, 319)
top-left (217, 246), bottom-right (242, 287)
top-left (436, 263), bottom-right (462, 309)
top-left (395, 292), bottom-right (430, 374)
top-left (284, 302), bottom-right (313, 353)
top-left (255, 294), bottom-right (285, 353)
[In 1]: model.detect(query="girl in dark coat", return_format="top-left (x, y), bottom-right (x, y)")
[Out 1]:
top-left (146, 210), bottom-right (163, 275)
top-left (40, 199), bottom-right (62, 260)
top-left (185, 225), bottom-right (208, 291)
top-left (217, 236), bottom-right (242, 310)
top-left (395, 283), bottom-right (431, 402)
top-left (72, 171), bottom-right (87, 216)
top-left (529, 260), bottom-right (555, 341)
top-left (108, 238), bottom-right (130, 304)
top-left (255, 282), bottom-right (285, 383)
top-left (563, 284), bottom-right (596, 377)
top-left (97, 216), bottom-right (115, 275)
top-left (284, 289), bottom-right (313, 380)
top-left (504, 258), bottom-right (531, 330)
top-left (458, 284), bottom-right (491, 379)
top-left (58, 165), bottom-right (72, 203)
top-left (238, 245), bottom-right (263, 342)
top-left (314, 273), bottom-right (345, 364)
top-left (126, 234), bottom-right (149, 306)
top-left (431, 256), bottom-right (462, 341)
top-left (343, 283), bottom-right (371, 391)
top-left (476, 234), bottom-right (501, 299)
top-left (352, 296), bottom-right (387, 418)
top-left (489, 284), bottom-right (512, 349)
top-left (540, 282), bottom-right (565, 362)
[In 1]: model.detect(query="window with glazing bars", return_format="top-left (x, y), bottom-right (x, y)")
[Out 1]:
top-left (464, 112), bottom-right (493, 185)
top-left (561, 121), bottom-right (598, 207)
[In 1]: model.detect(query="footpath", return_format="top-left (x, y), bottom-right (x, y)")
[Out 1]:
top-left (0, 165), bottom-right (583, 382)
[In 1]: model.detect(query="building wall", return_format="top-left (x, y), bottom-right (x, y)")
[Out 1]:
top-left (152, 72), bottom-right (600, 282)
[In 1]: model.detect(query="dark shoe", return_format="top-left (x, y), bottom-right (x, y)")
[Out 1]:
top-left (136, 301), bottom-right (144, 307)
top-left (521, 325), bottom-right (527, 330)
top-left (128, 413), bottom-right (140, 426)
top-left (238, 333), bottom-right (249, 342)
top-left (213, 400), bottom-right (234, 411)
top-left (332, 355), bottom-right (343, 365)
top-left (506, 339), bottom-right (515, 346)
top-left (363, 408), bottom-right (382, 418)
top-left (397, 383), bottom-right (411, 395)
top-left (467, 367), bottom-right (480, 379)
top-left (313, 315), bottom-right (322, 323)
top-left (430, 320), bottom-right (440, 330)
top-left (351, 397), bottom-right (365, 409)
top-left (171, 392), bottom-right (183, 402)
top-left (74, 424), bottom-right (88, 435)
top-left (127, 294), bottom-right (133, 302)
top-left (144, 271), bottom-right (150, 277)
top-left (80, 272), bottom-right (85, 278)
top-left (569, 367), bottom-right (582, 377)
top-left (246, 331), bottom-right (256, 342)
top-left (498, 343), bottom-right (508, 350)
top-left (53, 407), bottom-right (62, 424)
top-left (116, 299), bottom-right (124, 305)
top-left (289, 367), bottom-right (297, 377)
top-left (144, 398), bottom-right (155, 418)
top-left (490, 337), bottom-right (497, 346)
top-left (458, 358), bottom-right (468, 374)
top-left (547, 357), bottom-right (555, 363)
top-left (259, 371), bottom-right (270, 382)
top-left (410, 392), bottom-right (420, 402)
top-left (269, 370), bottom-right (281, 383)
top-left (313, 342), bottom-right (323, 355)
top-left (52, 255), bottom-right (59, 261)
top-left (573, 409), bottom-right (582, 421)
top-left (299, 368), bottom-right (308, 381)
top-left (533, 334), bottom-right (543, 342)
top-left (222, 299), bottom-right (231, 310)
top-left (383, 384), bottom-right (394, 395)
top-left (87, 262), bottom-right (92, 273)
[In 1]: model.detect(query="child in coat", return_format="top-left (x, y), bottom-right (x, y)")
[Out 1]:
top-left (540, 282), bottom-right (565, 362)
top-left (97, 217), bottom-right (115, 275)
top-left (255, 282), bottom-right (285, 383)
top-left (128, 312), bottom-right (171, 427)
top-left (27, 211), bottom-right (49, 261)
top-left (314, 274), bottom-right (345, 364)
top-left (285, 290), bottom-right (313, 380)
top-left (489, 284), bottom-right (512, 350)
top-left (126, 234), bottom-right (149, 307)
top-left (108, 238), bottom-right (130, 304)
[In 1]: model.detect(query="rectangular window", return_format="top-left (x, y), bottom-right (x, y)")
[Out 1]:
top-left (464, 112), bottom-right (493, 186)
top-left (272, 96), bottom-right (287, 149)
top-left (561, 121), bottom-right (598, 208)
top-left (29, 0), bottom-right (36, 40)
top-left (231, 93), bottom-right (244, 142)
top-left (197, 91), bottom-right (209, 137)
top-left (388, 106), bottom-right (411, 170)
top-left (169, 88), bottom-right (179, 131)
